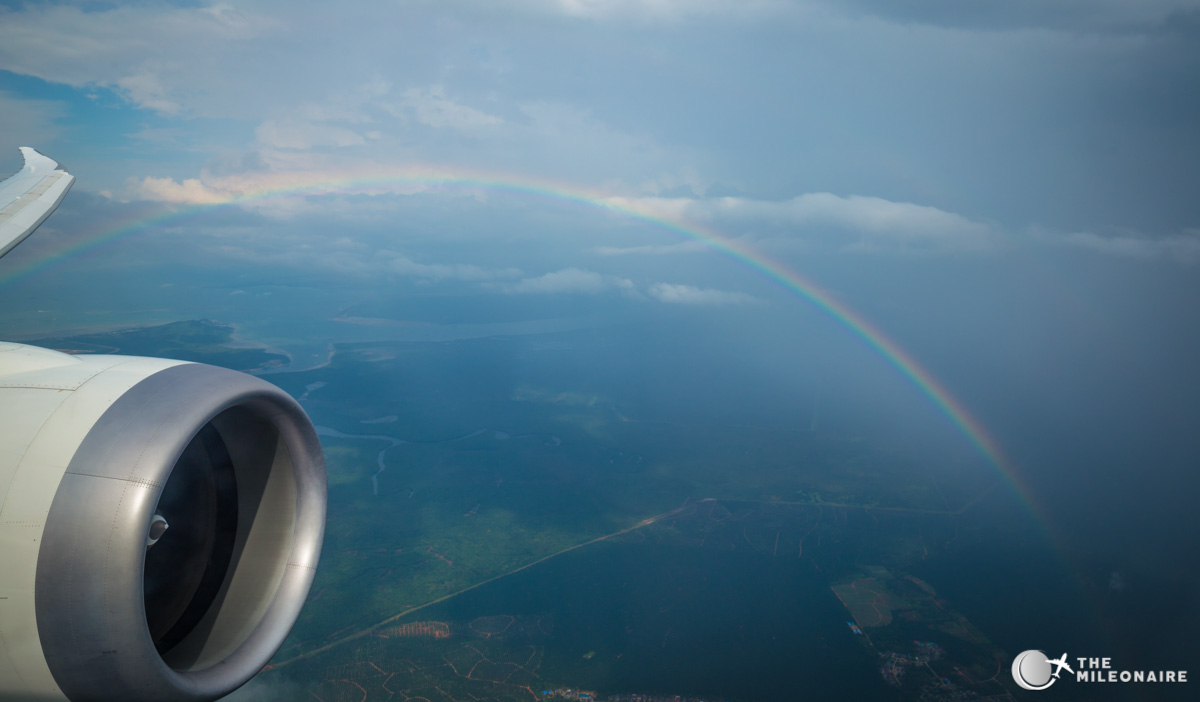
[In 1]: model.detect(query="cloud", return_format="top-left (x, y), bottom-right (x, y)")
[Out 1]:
top-left (393, 86), bottom-right (502, 130)
top-left (391, 256), bottom-right (522, 281)
top-left (194, 232), bottom-right (526, 281)
top-left (0, 3), bottom-right (704, 191)
top-left (787, 193), bottom-right (988, 241)
top-left (532, 0), bottom-right (797, 22)
top-left (133, 176), bottom-right (226, 205)
top-left (593, 240), bottom-right (712, 256)
top-left (1055, 229), bottom-right (1200, 263)
top-left (836, 0), bottom-right (1200, 34)
top-left (3, 0), bottom-right (1195, 238)
top-left (510, 100), bottom-right (687, 183)
top-left (0, 91), bottom-right (67, 158)
top-left (505, 270), bottom-right (756, 306)
top-left (125, 167), bottom-right (423, 207)
top-left (646, 283), bottom-right (760, 306)
top-left (602, 193), bottom-right (997, 252)
top-left (255, 119), bottom-right (366, 150)
top-left (508, 267), bottom-right (636, 295)
top-left (123, 169), bottom-right (997, 261)
top-left (113, 70), bottom-right (182, 115)
top-left (0, 3), bottom-right (271, 115)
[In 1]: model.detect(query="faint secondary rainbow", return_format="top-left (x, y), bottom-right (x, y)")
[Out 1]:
top-left (0, 165), bottom-right (1040, 519)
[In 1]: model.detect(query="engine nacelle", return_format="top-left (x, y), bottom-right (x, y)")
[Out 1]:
top-left (0, 342), bottom-right (326, 701)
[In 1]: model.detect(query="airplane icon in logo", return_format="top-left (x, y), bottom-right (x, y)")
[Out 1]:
top-left (1047, 653), bottom-right (1076, 679)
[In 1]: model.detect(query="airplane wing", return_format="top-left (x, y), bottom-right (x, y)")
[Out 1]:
top-left (0, 147), bottom-right (75, 260)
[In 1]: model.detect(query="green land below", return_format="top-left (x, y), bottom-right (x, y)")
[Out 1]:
top-left (39, 321), bottom-right (1021, 702)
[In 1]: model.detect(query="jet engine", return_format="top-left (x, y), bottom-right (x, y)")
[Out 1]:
top-left (0, 343), bottom-right (326, 702)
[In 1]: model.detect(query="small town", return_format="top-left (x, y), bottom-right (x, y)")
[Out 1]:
top-left (542, 689), bottom-right (728, 702)
top-left (879, 641), bottom-right (946, 687)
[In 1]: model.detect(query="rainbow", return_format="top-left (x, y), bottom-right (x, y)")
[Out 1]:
top-left (0, 165), bottom-right (1042, 521)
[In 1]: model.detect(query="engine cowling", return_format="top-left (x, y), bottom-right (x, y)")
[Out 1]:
top-left (0, 342), bottom-right (326, 702)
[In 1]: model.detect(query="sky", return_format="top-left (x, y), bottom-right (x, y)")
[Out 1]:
top-left (1, 0), bottom-right (1199, 589)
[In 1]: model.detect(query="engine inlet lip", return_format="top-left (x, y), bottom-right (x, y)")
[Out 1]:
top-left (35, 362), bottom-right (326, 702)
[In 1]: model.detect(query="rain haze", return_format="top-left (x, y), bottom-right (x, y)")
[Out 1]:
top-left (1, 1), bottom-right (1198, 700)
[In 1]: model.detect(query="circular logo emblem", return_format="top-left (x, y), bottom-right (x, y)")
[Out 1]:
top-left (1012, 650), bottom-right (1056, 690)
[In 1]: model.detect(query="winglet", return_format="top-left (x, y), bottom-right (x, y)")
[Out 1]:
top-left (0, 147), bottom-right (76, 260)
